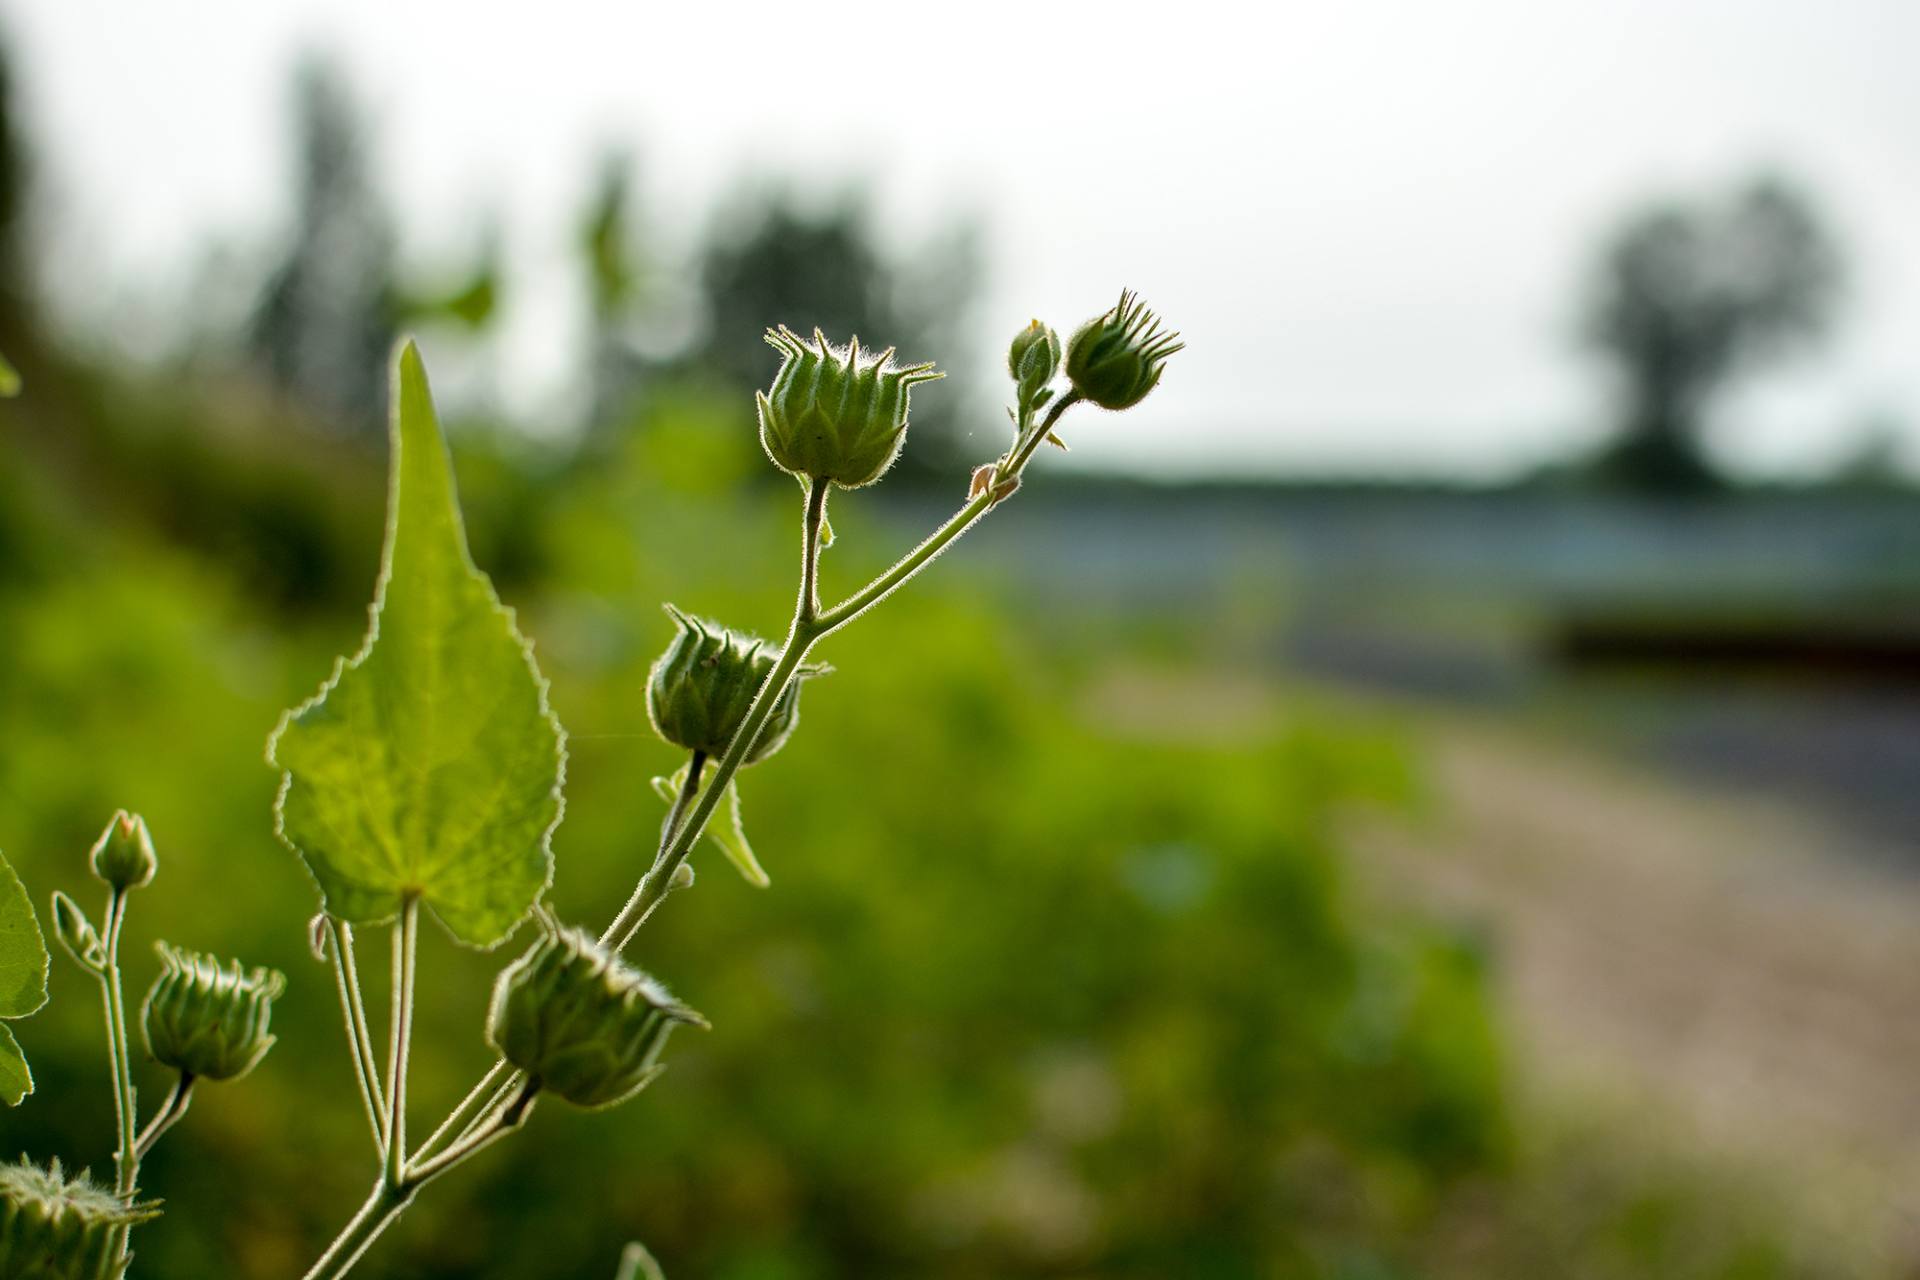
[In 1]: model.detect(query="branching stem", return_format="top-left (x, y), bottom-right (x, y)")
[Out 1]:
top-left (133, 1072), bottom-right (195, 1159)
top-left (327, 918), bottom-right (388, 1156)
top-left (99, 888), bottom-right (139, 1202)
top-left (305, 393), bottom-right (1083, 1278)
top-left (383, 897), bottom-right (420, 1190)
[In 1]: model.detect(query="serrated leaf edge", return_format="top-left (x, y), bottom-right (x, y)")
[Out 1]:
top-left (264, 339), bottom-right (569, 950)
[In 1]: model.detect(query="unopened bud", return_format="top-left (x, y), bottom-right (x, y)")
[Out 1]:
top-left (1007, 319), bottom-right (1061, 405)
top-left (1065, 289), bottom-right (1184, 411)
top-left (645, 607), bottom-right (824, 765)
top-left (88, 811), bottom-right (155, 893)
top-left (49, 893), bottom-right (104, 973)
top-left (756, 326), bottom-right (943, 489)
top-left (0, 1157), bottom-right (158, 1280)
top-left (140, 943), bottom-right (286, 1082)
top-left (487, 917), bottom-right (706, 1109)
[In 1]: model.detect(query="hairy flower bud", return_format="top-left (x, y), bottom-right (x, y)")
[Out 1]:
top-left (1065, 290), bottom-right (1184, 411)
top-left (88, 811), bottom-right (156, 892)
top-left (49, 892), bottom-right (104, 972)
top-left (1007, 319), bottom-right (1062, 404)
top-left (0, 1158), bottom-right (157, 1280)
top-left (140, 943), bottom-right (285, 1082)
top-left (756, 326), bottom-right (943, 488)
top-left (645, 606), bottom-right (824, 765)
top-left (486, 917), bottom-right (706, 1109)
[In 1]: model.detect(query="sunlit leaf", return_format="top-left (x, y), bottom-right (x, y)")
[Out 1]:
top-left (651, 766), bottom-right (769, 888)
top-left (0, 1025), bottom-right (29, 1107)
top-left (268, 341), bottom-right (567, 948)
top-left (0, 851), bottom-right (49, 1105)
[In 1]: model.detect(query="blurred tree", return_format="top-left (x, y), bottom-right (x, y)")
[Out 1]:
top-left (0, 32), bottom-right (35, 341)
top-left (248, 57), bottom-right (398, 433)
top-left (686, 187), bottom-right (983, 472)
top-left (1583, 176), bottom-right (1841, 491)
top-left (578, 149), bottom-right (648, 427)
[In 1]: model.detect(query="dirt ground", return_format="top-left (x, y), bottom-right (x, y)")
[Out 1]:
top-left (1351, 713), bottom-right (1920, 1268)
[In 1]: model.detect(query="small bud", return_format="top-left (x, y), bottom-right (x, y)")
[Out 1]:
top-left (308, 914), bottom-right (331, 963)
top-left (486, 917), bottom-right (706, 1109)
top-left (645, 606), bottom-right (825, 765)
top-left (140, 943), bottom-right (286, 1082)
top-left (88, 811), bottom-right (156, 892)
top-left (0, 1157), bottom-right (158, 1280)
top-left (1007, 319), bottom-right (1062, 405)
top-left (49, 893), bottom-right (105, 973)
top-left (668, 863), bottom-right (696, 892)
top-left (1065, 289), bottom-right (1184, 411)
top-left (756, 326), bottom-right (943, 489)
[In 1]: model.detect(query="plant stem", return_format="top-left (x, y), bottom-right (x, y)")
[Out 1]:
top-left (383, 897), bottom-right (420, 1190)
top-left (327, 919), bottom-right (387, 1155)
top-left (799, 475), bottom-right (829, 623)
top-left (98, 888), bottom-right (139, 1198)
top-left (813, 393), bottom-right (1076, 634)
top-left (599, 480), bottom-right (834, 954)
top-left (303, 397), bottom-right (1080, 1277)
top-left (302, 1182), bottom-right (415, 1280)
top-left (406, 1075), bottom-right (539, 1186)
top-left (133, 1072), bottom-right (195, 1159)
top-left (410, 751), bottom-right (709, 1171)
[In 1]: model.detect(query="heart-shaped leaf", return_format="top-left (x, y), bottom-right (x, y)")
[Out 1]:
top-left (269, 341), bottom-right (567, 948)
top-left (0, 851), bottom-right (50, 1104)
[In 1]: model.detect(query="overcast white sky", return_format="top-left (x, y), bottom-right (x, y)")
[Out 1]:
top-left (6, 0), bottom-right (1918, 479)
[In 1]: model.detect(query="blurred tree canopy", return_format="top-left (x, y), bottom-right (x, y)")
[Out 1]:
top-left (248, 58), bottom-right (399, 433)
top-left (1583, 176), bottom-right (1842, 492)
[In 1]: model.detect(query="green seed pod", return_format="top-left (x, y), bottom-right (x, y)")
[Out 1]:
top-left (1065, 289), bottom-right (1185, 411)
top-left (140, 943), bottom-right (286, 1082)
top-left (0, 1158), bottom-right (158, 1280)
top-left (756, 326), bottom-right (943, 488)
top-left (486, 916), bottom-right (706, 1109)
top-left (1007, 319), bottom-right (1062, 404)
top-left (49, 892), bottom-right (105, 972)
top-left (88, 810), bottom-right (156, 892)
top-left (645, 606), bottom-right (825, 765)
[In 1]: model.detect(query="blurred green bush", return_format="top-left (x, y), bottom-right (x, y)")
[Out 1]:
top-left (0, 367), bottom-right (1858, 1279)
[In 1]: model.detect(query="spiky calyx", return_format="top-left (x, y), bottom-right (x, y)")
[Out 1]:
top-left (645, 607), bottom-right (825, 765)
top-left (140, 943), bottom-right (285, 1082)
top-left (1065, 290), bottom-right (1184, 411)
top-left (486, 915), bottom-right (706, 1109)
top-left (756, 326), bottom-right (943, 488)
top-left (0, 1158), bottom-right (158, 1280)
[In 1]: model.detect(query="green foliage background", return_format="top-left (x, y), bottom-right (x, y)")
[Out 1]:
top-left (0, 360), bottom-right (1855, 1279)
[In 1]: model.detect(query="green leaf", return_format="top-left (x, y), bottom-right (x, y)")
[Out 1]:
top-left (269, 341), bottom-right (567, 948)
top-left (0, 853), bottom-right (47, 1020)
top-left (650, 767), bottom-right (770, 888)
top-left (0, 1024), bottom-right (30, 1107)
top-left (0, 851), bottom-right (49, 1105)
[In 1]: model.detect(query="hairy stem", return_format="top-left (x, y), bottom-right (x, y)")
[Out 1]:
top-left (327, 919), bottom-right (387, 1155)
top-left (383, 898), bottom-right (420, 1190)
top-left (99, 888), bottom-right (139, 1199)
top-left (133, 1072), bottom-right (195, 1160)
top-left (302, 1182), bottom-right (415, 1280)
top-left (813, 393), bottom-right (1075, 634)
top-left (799, 475), bottom-right (829, 623)
top-left (305, 398), bottom-right (1080, 1277)
top-left (407, 1075), bottom-right (539, 1186)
